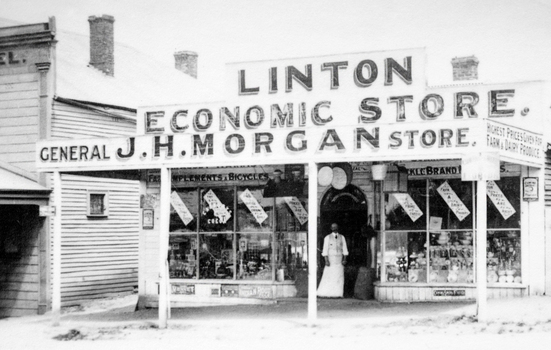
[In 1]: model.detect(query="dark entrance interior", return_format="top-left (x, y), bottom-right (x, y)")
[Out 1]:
top-left (319, 185), bottom-right (368, 298)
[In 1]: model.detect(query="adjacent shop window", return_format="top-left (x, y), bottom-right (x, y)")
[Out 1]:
top-left (168, 182), bottom-right (308, 282)
top-left (485, 178), bottom-right (522, 284)
top-left (87, 191), bottom-right (108, 217)
top-left (380, 176), bottom-right (521, 285)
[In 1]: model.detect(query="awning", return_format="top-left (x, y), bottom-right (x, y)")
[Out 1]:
top-left (0, 165), bottom-right (50, 203)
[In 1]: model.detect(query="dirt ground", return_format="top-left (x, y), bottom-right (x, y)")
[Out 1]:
top-left (2, 295), bottom-right (551, 349)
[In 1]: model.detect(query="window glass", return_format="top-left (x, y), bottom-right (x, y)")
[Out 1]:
top-left (200, 187), bottom-right (234, 232)
top-left (275, 231), bottom-right (307, 281)
top-left (385, 180), bottom-right (426, 230)
top-left (486, 178), bottom-right (520, 229)
top-left (428, 230), bottom-right (474, 283)
top-left (237, 233), bottom-right (272, 280)
top-left (198, 233), bottom-right (234, 279)
top-left (385, 232), bottom-right (427, 283)
top-left (487, 230), bottom-right (521, 283)
top-left (275, 197), bottom-right (308, 232)
top-left (168, 235), bottom-right (197, 279)
top-left (237, 187), bottom-right (273, 232)
top-left (170, 189), bottom-right (198, 233)
top-left (429, 179), bottom-right (473, 230)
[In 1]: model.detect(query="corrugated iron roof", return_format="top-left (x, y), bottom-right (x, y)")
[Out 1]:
top-left (55, 29), bottom-right (217, 109)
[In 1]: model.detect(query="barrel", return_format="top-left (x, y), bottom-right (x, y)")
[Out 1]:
top-left (331, 163), bottom-right (353, 190)
top-left (354, 267), bottom-right (376, 300)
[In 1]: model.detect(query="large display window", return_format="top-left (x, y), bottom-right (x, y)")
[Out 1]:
top-left (168, 170), bottom-right (308, 283)
top-left (378, 174), bottom-right (521, 285)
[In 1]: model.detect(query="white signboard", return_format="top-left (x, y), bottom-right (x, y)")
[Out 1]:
top-left (239, 189), bottom-right (268, 224)
top-left (170, 191), bottom-right (194, 226)
top-left (436, 181), bottom-right (470, 221)
top-left (461, 152), bottom-right (500, 181)
top-left (487, 120), bottom-right (544, 164)
top-left (487, 180), bottom-right (516, 220)
top-left (392, 193), bottom-right (423, 222)
top-left (284, 197), bottom-right (308, 225)
top-left (203, 189), bottom-right (232, 224)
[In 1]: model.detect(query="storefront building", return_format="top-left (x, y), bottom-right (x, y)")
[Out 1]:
top-left (36, 48), bottom-right (549, 313)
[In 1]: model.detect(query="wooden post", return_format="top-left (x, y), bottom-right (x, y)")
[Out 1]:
top-left (476, 179), bottom-right (488, 322)
top-left (158, 167), bottom-right (171, 328)
top-left (380, 182), bottom-right (386, 282)
top-left (52, 171), bottom-right (61, 326)
top-left (307, 162), bottom-right (318, 321)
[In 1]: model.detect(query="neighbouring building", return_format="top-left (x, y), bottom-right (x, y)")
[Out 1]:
top-left (0, 15), bottom-right (205, 316)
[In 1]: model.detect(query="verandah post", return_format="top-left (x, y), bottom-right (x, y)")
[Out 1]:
top-left (159, 166), bottom-right (171, 328)
top-left (476, 178), bottom-right (488, 322)
top-left (52, 171), bottom-right (62, 326)
top-left (308, 162), bottom-right (318, 321)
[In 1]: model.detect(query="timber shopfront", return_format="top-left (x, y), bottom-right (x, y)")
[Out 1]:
top-left (36, 48), bottom-right (548, 323)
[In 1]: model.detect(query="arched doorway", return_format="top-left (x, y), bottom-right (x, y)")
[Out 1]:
top-left (319, 184), bottom-right (368, 297)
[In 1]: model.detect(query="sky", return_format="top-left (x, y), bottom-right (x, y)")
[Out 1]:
top-left (2, 0), bottom-right (551, 86)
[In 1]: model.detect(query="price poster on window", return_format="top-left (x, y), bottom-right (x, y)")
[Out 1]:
top-left (284, 197), bottom-right (309, 225)
top-left (203, 189), bottom-right (232, 224)
top-left (487, 180), bottom-right (516, 220)
top-left (436, 181), bottom-right (471, 221)
top-left (392, 193), bottom-right (423, 222)
top-left (240, 189), bottom-right (268, 224)
top-left (170, 191), bottom-right (194, 226)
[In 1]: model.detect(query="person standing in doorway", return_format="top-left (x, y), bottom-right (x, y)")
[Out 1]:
top-left (317, 223), bottom-right (349, 298)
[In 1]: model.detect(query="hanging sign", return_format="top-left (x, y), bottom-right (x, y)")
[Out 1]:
top-left (461, 152), bottom-right (500, 181)
top-left (203, 189), bottom-right (232, 224)
top-left (239, 189), bottom-right (268, 224)
top-left (170, 191), bottom-right (194, 226)
top-left (392, 193), bottom-right (423, 222)
top-left (283, 197), bottom-right (309, 225)
top-left (487, 180), bottom-right (516, 220)
top-left (436, 181), bottom-right (471, 221)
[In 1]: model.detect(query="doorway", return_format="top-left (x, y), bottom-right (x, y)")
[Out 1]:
top-left (319, 185), bottom-right (368, 297)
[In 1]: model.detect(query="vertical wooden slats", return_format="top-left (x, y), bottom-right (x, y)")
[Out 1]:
top-left (0, 73), bottom-right (39, 174)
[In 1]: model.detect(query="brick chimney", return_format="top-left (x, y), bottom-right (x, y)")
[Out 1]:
top-left (451, 56), bottom-right (479, 81)
top-left (88, 15), bottom-right (115, 76)
top-left (174, 51), bottom-right (198, 78)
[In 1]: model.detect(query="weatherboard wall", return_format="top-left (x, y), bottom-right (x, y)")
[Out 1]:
top-left (53, 174), bottom-right (140, 305)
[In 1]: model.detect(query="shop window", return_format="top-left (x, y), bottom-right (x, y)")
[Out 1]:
top-left (484, 178), bottom-right (522, 283)
top-left (199, 234), bottom-right (234, 279)
top-left (237, 233), bottom-right (272, 280)
top-left (385, 180), bottom-right (426, 231)
top-left (87, 191), bottom-right (108, 217)
top-left (168, 234), bottom-right (197, 278)
top-left (168, 178), bottom-right (308, 282)
top-left (379, 176), bottom-right (522, 285)
top-left (169, 189), bottom-right (198, 233)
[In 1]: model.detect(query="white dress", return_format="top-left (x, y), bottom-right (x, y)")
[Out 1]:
top-left (317, 233), bottom-right (349, 298)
